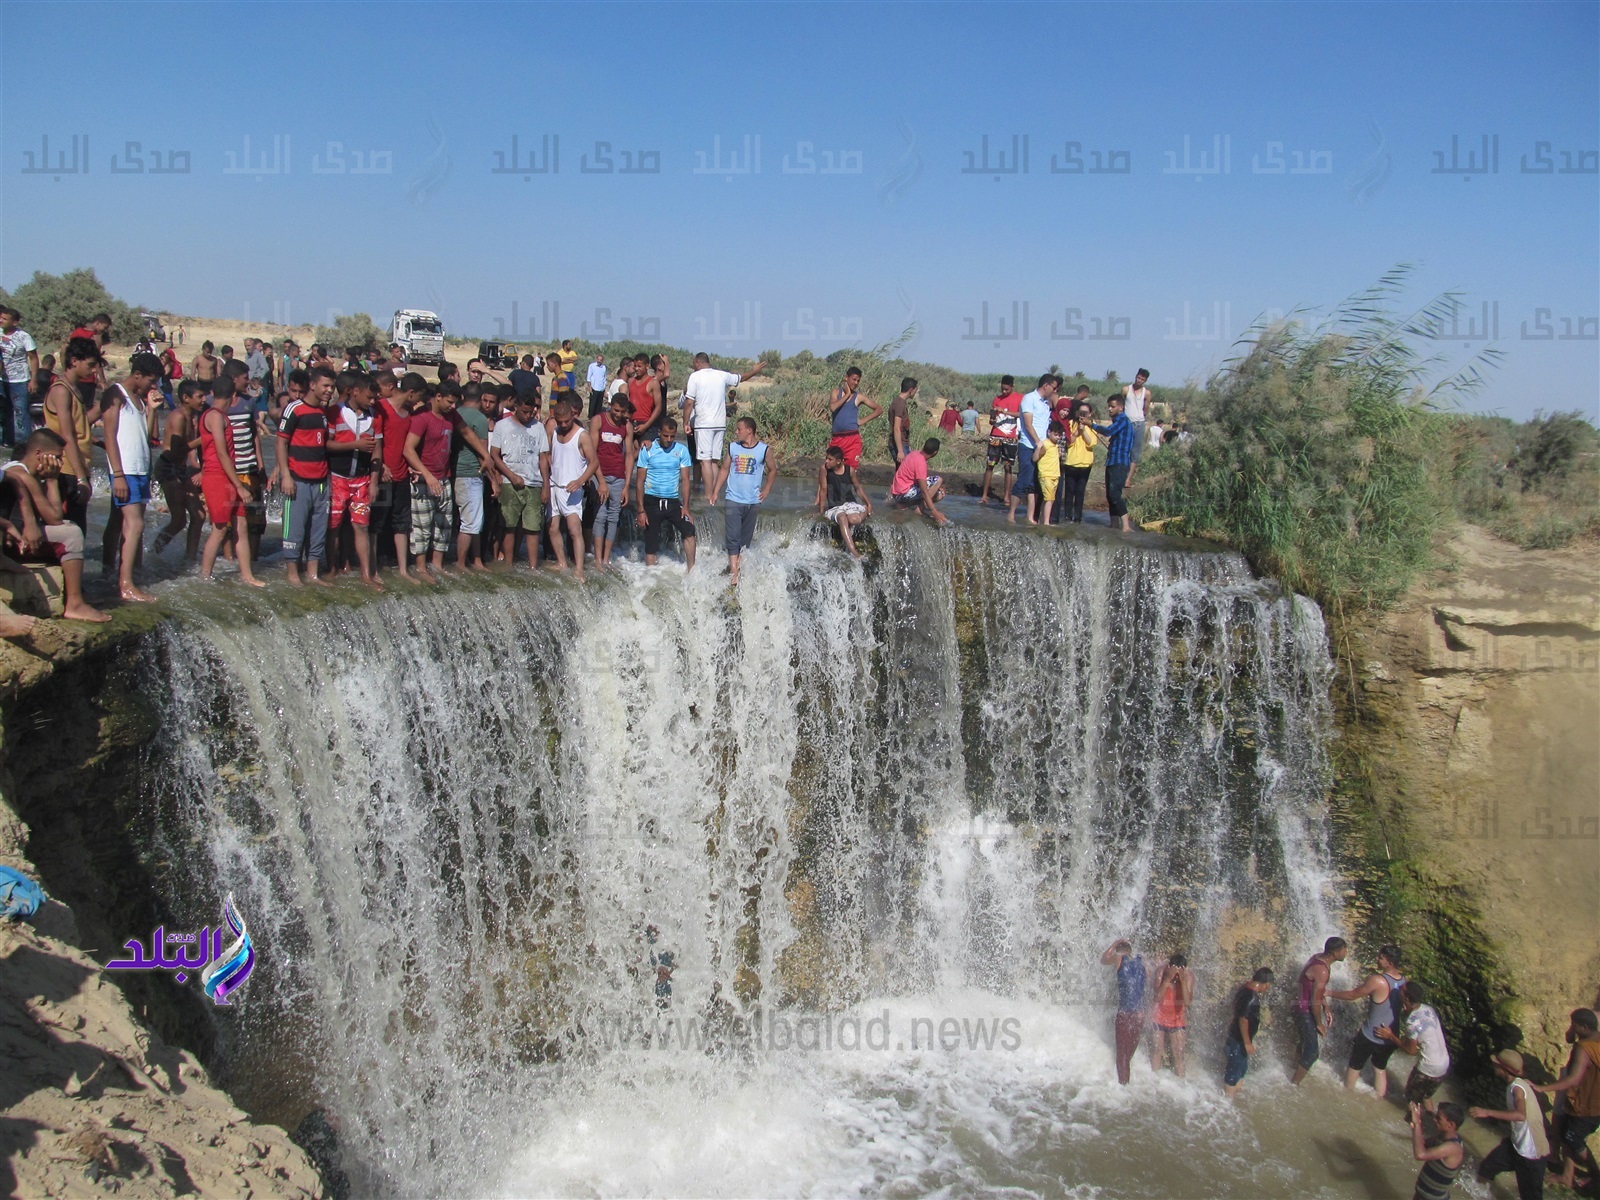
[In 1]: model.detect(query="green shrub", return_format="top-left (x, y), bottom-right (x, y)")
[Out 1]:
top-left (1137, 272), bottom-right (1497, 611)
top-left (0, 268), bottom-right (143, 345)
top-left (313, 312), bottom-right (385, 353)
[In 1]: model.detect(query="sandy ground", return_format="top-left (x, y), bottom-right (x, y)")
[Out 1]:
top-left (0, 867), bottom-right (323, 1198)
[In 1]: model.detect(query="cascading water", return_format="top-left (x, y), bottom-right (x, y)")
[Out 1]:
top-left (126, 515), bottom-right (1426, 1199)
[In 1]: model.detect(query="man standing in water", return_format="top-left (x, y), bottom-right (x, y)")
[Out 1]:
top-left (1290, 936), bottom-right (1347, 1085)
top-left (1331, 943), bottom-right (1406, 1100)
top-left (1223, 968), bottom-right (1275, 1097)
top-left (1101, 939), bottom-right (1146, 1085)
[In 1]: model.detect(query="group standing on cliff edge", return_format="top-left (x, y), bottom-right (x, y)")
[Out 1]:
top-left (1099, 935), bottom-right (1600, 1200)
top-left (0, 307), bottom-right (1183, 632)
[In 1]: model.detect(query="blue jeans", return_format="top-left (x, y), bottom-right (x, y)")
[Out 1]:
top-left (1011, 444), bottom-right (1037, 497)
top-left (4, 378), bottom-right (31, 446)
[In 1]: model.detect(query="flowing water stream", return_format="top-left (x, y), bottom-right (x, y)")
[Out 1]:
top-left (126, 512), bottom-right (1450, 1198)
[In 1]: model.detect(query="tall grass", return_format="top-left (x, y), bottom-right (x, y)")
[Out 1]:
top-left (1137, 269), bottom-right (1500, 611)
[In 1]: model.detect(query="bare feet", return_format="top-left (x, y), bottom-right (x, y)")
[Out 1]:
top-left (0, 612), bottom-right (38, 638)
top-left (63, 600), bottom-right (112, 623)
top-left (307, 574), bottom-right (331, 588)
top-left (240, 575), bottom-right (267, 589)
top-left (361, 575), bottom-right (385, 591)
top-left (120, 586), bottom-right (158, 603)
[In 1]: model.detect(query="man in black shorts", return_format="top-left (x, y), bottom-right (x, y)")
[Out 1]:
top-left (979, 375), bottom-right (1021, 505)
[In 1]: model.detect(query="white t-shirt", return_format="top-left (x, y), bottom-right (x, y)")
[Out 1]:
top-left (0, 329), bottom-right (37, 383)
top-left (1124, 384), bottom-right (1149, 423)
top-left (489, 415), bottom-right (549, 484)
top-left (684, 368), bottom-right (742, 430)
top-left (1146, 422), bottom-right (1165, 448)
top-left (1404, 1005), bottom-right (1450, 1078)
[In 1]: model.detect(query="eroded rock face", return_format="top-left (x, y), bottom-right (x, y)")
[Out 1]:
top-left (1353, 526), bottom-right (1599, 1060)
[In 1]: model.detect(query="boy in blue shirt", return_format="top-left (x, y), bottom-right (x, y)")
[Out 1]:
top-left (710, 416), bottom-right (776, 586)
top-left (633, 416), bottom-right (696, 570)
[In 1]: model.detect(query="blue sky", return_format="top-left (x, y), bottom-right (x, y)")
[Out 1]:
top-left (2, 0), bottom-right (1595, 419)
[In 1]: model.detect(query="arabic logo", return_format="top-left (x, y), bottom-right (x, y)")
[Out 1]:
top-left (200, 894), bottom-right (255, 1006)
top-left (407, 116), bottom-right (451, 205)
top-left (878, 117), bottom-right (922, 207)
top-left (1347, 119), bottom-right (1391, 205)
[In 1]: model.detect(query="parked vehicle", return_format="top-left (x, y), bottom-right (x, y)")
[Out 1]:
top-left (140, 312), bottom-right (167, 342)
top-left (476, 340), bottom-right (518, 370)
top-left (391, 309), bottom-right (445, 365)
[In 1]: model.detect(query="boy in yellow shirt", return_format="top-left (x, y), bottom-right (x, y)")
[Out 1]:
top-left (1061, 401), bottom-right (1099, 523)
top-left (1031, 424), bottom-right (1064, 525)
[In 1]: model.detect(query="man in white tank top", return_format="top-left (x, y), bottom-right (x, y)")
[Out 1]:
top-left (100, 351), bottom-right (162, 602)
top-left (1123, 368), bottom-right (1151, 474)
top-left (545, 396), bottom-right (601, 581)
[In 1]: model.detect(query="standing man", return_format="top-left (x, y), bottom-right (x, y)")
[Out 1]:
top-left (1090, 393), bottom-right (1137, 533)
top-left (633, 417), bottom-right (696, 570)
top-left (0, 307), bottom-right (40, 446)
top-left (558, 339), bottom-right (578, 388)
top-left (1222, 968), bottom-right (1275, 1098)
top-left (544, 398), bottom-right (601, 581)
top-left (226, 365), bottom-right (269, 561)
top-left (246, 338), bottom-right (271, 389)
top-left (684, 352), bottom-right (765, 496)
top-left (888, 377), bottom-right (917, 465)
top-left (99, 352), bottom-right (162, 602)
top-left (979, 376), bottom-right (1021, 505)
top-left (627, 356), bottom-right (660, 441)
top-left (1290, 936), bottom-right (1348, 1085)
top-left (509, 355), bottom-right (541, 406)
top-left (1534, 1008), bottom-right (1600, 1192)
top-left (190, 340), bottom-right (220, 386)
top-left (1123, 367), bottom-right (1151, 477)
top-left (960, 401), bottom-right (979, 436)
top-left (325, 372), bottom-right (382, 588)
top-left (1330, 944), bottom-right (1407, 1100)
top-left (710, 415), bottom-right (775, 587)
top-left (452, 383), bottom-right (496, 570)
top-left (1471, 1049), bottom-right (1550, 1200)
top-left (404, 382), bottom-right (487, 580)
top-left (1007, 374), bottom-right (1057, 524)
top-left (1101, 939), bottom-right (1147, 1086)
top-left (827, 366), bottom-right (881, 469)
top-left (585, 352), bottom-right (608, 415)
top-left (489, 393), bottom-right (550, 569)
top-left (276, 364), bottom-right (335, 586)
top-left (42, 338), bottom-right (100, 531)
top-left (587, 393), bottom-right (634, 569)
top-left (373, 373), bottom-right (424, 580)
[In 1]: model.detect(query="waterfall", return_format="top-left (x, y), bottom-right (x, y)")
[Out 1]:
top-left (134, 518), bottom-right (1337, 1196)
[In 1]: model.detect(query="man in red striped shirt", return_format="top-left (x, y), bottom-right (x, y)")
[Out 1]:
top-left (276, 364), bottom-right (334, 585)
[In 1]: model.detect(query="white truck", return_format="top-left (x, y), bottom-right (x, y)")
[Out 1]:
top-left (391, 309), bottom-right (445, 365)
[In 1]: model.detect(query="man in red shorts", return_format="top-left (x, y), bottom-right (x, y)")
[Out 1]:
top-left (197, 380), bottom-right (265, 587)
top-left (827, 365), bottom-right (881, 469)
top-left (327, 370), bottom-right (382, 588)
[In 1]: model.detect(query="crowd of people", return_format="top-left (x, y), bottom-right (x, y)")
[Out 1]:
top-left (0, 305), bottom-right (1197, 628)
top-left (1101, 936), bottom-right (1600, 1199)
top-left (0, 316), bottom-right (837, 612)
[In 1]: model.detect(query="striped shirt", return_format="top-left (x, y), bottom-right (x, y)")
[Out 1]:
top-left (1093, 412), bottom-right (1137, 466)
top-left (226, 399), bottom-right (261, 472)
